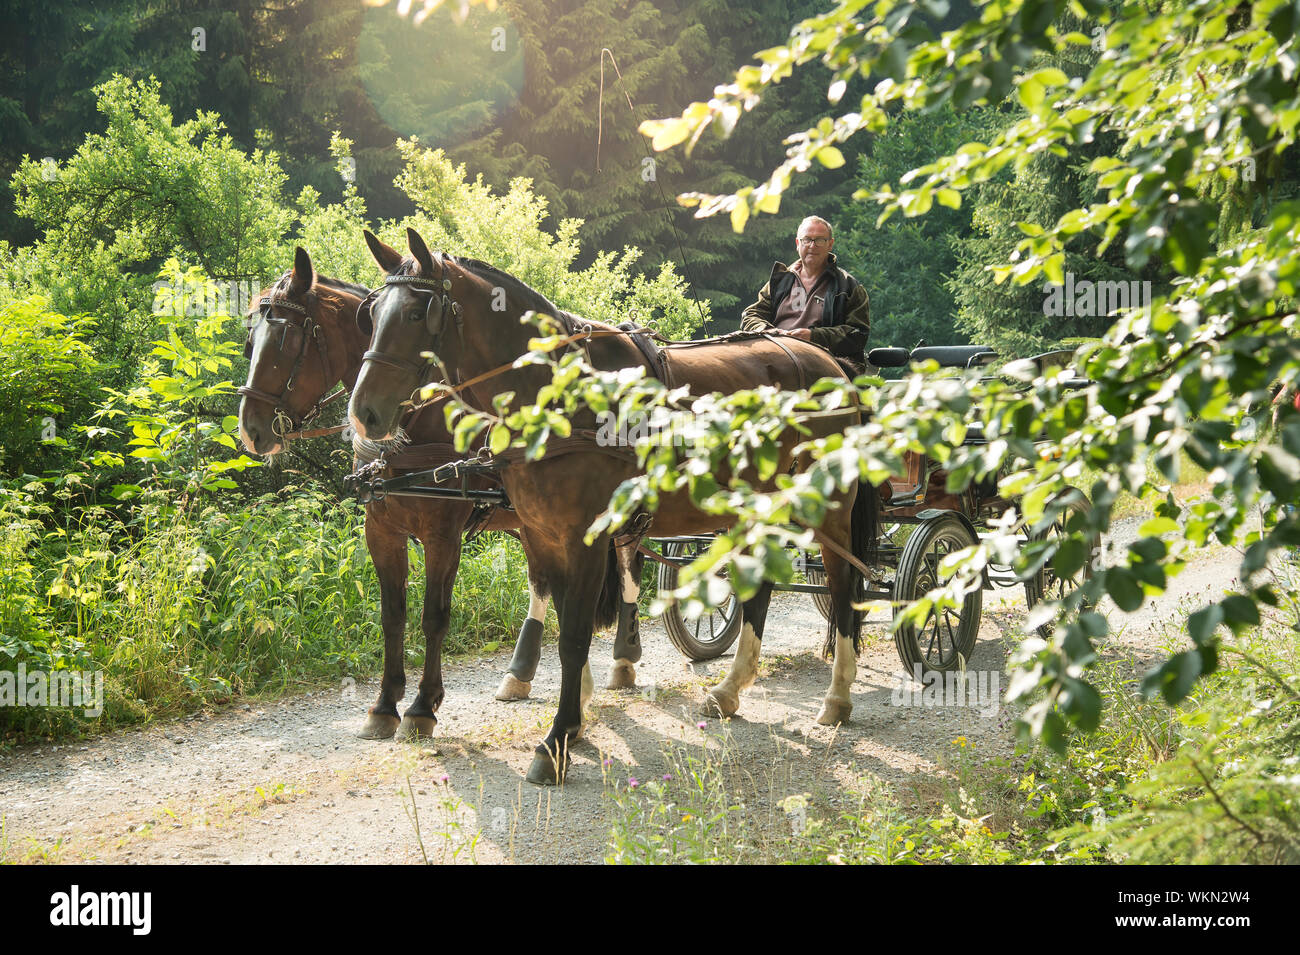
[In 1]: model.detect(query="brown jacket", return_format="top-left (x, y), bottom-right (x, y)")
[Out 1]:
top-left (740, 253), bottom-right (870, 357)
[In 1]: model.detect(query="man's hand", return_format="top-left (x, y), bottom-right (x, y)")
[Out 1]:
top-left (779, 328), bottom-right (812, 342)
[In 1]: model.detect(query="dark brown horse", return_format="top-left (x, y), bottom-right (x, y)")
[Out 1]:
top-left (348, 229), bottom-right (877, 785)
top-left (237, 248), bottom-right (641, 739)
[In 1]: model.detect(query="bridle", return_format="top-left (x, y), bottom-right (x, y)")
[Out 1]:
top-left (357, 257), bottom-right (464, 390)
top-left (237, 290), bottom-right (347, 440)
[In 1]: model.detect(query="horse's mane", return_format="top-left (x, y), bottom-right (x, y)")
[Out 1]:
top-left (450, 256), bottom-right (560, 317)
top-left (394, 253), bottom-right (620, 333)
top-left (314, 274), bottom-right (370, 299)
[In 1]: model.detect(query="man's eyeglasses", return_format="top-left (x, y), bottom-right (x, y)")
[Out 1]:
top-left (797, 236), bottom-right (831, 247)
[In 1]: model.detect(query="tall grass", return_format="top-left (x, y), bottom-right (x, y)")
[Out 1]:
top-left (0, 485), bottom-right (539, 743)
top-left (603, 565), bottom-right (1298, 865)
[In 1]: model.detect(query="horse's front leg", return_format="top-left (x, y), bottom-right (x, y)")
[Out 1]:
top-left (703, 581), bottom-right (774, 718)
top-left (607, 542), bottom-right (643, 690)
top-left (495, 579), bottom-right (548, 701)
top-left (526, 559), bottom-right (603, 786)
top-left (816, 547), bottom-right (858, 726)
top-left (358, 516), bottom-right (408, 740)
top-left (397, 532), bottom-right (460, 740)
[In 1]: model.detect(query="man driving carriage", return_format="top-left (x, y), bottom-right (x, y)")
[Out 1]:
top-left (739, 215), bottom-right (871, 360)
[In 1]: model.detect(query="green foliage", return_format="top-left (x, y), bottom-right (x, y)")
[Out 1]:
top-left (82, 262), bottom-right (261, 499)
top-left (841, 105), bottom-right (994, 348)
top-left (6, 76), bottom-right (293, 391)
top-left (388, 142), bottom-right (705, 339)
top-left (444, 534), bottom-right (550, 653)
top-left (12, 76), bottom-right (291, 281)
top-left (0, 472), bottom-right (549, 744)
top-left (0, 297), bottom-right (100, 477)
top-left (1065, 633), bottom-right (1300, 864)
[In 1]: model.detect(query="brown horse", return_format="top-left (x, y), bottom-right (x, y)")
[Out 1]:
top-left (348, 229), bottom-right (877, 785)
top-left (237, 248), bottom-right (641, 739)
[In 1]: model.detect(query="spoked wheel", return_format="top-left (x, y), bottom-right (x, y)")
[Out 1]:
top-left (656, 540), bottom-right (744, 661)
top-left (1024, 490), bottom-right (1097, 636)
top-left (893, 513), bottom-right (982, 676)
top-left (805, 565), bottom-right (833, 621)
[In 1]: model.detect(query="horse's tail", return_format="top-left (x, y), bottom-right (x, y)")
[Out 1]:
top-left (824, 482), bottom-right (880, 657)
top-left (592, 539), bottom-right (622, 632)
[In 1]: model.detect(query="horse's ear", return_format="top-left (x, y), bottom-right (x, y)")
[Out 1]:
top-left (289, 246), bottom-right (314, 295)
top-left (406, 227), bottom-right (435, 276)
top-left (364, 230), bottom-right (404, 273)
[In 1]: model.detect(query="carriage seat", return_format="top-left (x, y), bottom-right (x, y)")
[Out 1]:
top-left (867, 344), bottom-right (997, 369)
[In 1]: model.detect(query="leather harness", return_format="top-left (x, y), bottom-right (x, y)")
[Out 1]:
top-left (237, 288), bottom-right (349, 440)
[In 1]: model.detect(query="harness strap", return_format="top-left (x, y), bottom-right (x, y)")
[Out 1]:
top-left (363, 348), bottom-right (432, 376)
top-left (807, 526), bottom-right (877, 581)
top-left (765, 335), bottom-right (807, 392)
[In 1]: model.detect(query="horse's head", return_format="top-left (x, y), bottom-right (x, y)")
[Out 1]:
top-left (349, 227), bottom-right (468, 441)
top-left (238, 246), bottom-right (365, 456)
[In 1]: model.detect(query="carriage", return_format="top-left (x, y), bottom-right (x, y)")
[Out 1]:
top-left (651, 343), bottom-right (1092, 675)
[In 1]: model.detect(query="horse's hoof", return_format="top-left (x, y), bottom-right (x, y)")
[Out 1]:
top-left (606, 659), bottom-right (636, 690)
top-left (816, 698), bottom-right (852, 726)
top-left (703, 687), bottom-right (739, 718)
top-left (396, 713), bottom-right (437, 741)
top-left (357, 711), bottom-right (400, 740)
top-left (525, 745), bottom-right (570, 787)
top-left (495, 673), bottom-right (531, 702)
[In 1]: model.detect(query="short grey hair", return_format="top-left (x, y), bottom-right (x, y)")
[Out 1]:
top-left (798, 216), bottom-right (833, 238)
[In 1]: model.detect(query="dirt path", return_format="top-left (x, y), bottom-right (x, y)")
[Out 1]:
top-left (0, 520), bottom-right (1243, 864)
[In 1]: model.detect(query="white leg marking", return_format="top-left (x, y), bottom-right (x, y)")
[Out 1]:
top-left (704, 623), bottom-right (761, 716)
top-left (620, 560), bottom-right (639, 604)
top-left (580, 660), bottom-right (594, 712)
top-left (527, 584), bottom-right (547, 623)
top-left (816, 631), bottom-right (855, 725)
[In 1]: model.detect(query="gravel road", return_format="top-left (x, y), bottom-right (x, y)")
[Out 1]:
top-left (0, 518), bottom-right (1245, 864)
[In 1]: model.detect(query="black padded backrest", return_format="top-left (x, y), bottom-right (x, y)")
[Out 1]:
top-left (867, 347), bottom-right (910, 367)
top-left (910, 345), bottom-right (997, 368)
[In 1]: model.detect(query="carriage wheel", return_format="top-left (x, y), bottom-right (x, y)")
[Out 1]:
top-left (892, 513), bottom-right (982, 676)
top-left (1025, 491), bottom-right (1096, 636)
top-left (804, 567), bottom-right (833, 621)
top-left (656, 540), bottom-right (744, 661)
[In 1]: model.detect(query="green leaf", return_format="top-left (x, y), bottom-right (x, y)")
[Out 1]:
top-left (1187, 604), bottom-right (1223, 647)
top-left (816, 146), bottom-right (846, 169)
top-left (1105, 568), bottom-right (1144, 612)
top-left (1052, 536), bottom-right (1087, 579)
top-left (489, 424), bottom-right (510, 455)
top-left (730, 198), bottom-right (750, 233)
top-left (1220, 594), bottom-right (1260, 627)
top-left (1141, 650), bottom-right (1203, 704)
top-left (1018, 77), bottom-right (1044, 109)
top-left (1138, 516), bottom-right (1179, 536)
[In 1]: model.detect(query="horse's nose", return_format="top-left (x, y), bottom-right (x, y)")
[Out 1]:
top-left (350, 401), bottom-right (384, 440)
top-left (245, 423), bottom-right (262, 450)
